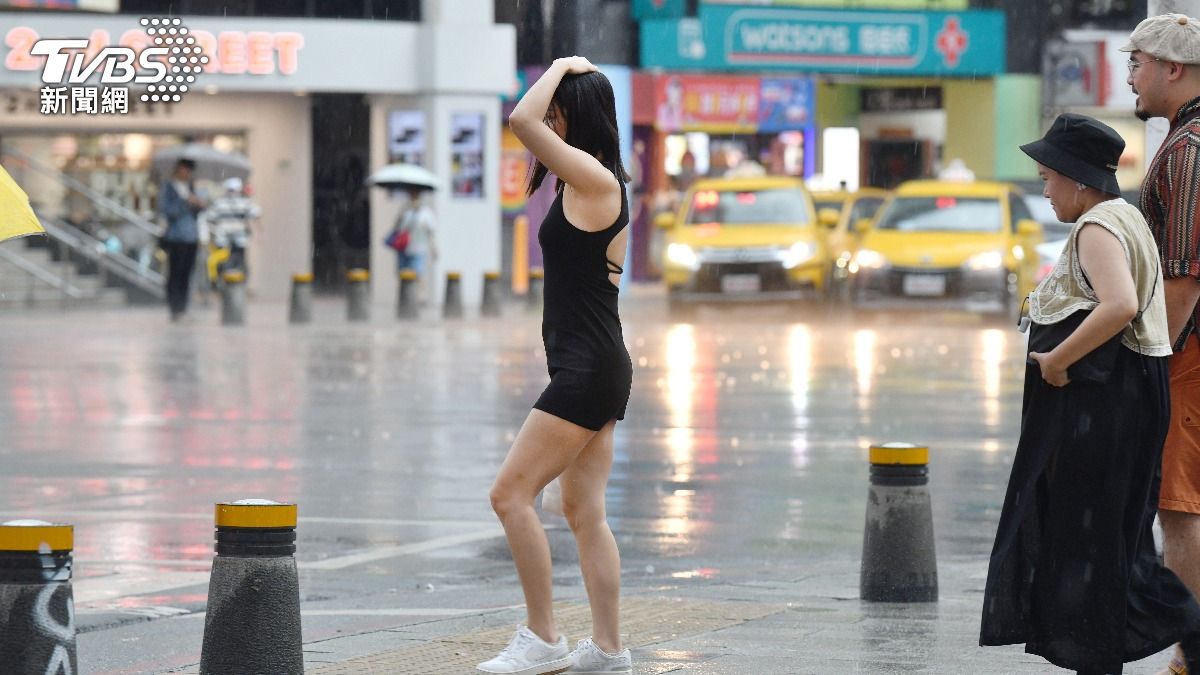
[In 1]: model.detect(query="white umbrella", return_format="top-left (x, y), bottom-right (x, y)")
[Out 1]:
top-left (367, 163), bottom-right (441, 191)
top-left (152, 143), bottom-right (252, 182)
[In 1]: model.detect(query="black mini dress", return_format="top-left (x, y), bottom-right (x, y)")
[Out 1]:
top-left (532, 188), bottom-right (633, 431)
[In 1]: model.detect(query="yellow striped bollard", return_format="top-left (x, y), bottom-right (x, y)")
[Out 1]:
top-left (859, 442), bottom-right (938, 602)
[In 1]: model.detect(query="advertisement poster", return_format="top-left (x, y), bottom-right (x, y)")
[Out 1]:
top-left (500, 127), bottom-right (528, 215)
top-left (388, 110), bottom-right (425, 164)
top-left (757, 78), bottom-right (814, 132)
top-left (654, 74), bottom-right (759, 133)
top-left (450, 112), bottom-right (484, 199)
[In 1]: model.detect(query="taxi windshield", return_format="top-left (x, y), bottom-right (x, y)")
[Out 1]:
top-left (873, 196), bottom-right (1002, 233)
top-left (686, 188), bottom-right (811, 226)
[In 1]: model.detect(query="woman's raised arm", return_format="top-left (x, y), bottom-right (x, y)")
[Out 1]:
top-left (509, 56), bottom-right (620, 195)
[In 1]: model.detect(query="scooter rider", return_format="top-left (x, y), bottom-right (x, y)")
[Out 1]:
top-left (205, 177), bottom-right (261, 280)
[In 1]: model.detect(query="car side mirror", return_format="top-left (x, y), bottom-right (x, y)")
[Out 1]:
top-left (817, 208), bottom-right (840, 229)
top-left (655, 212), bottom-right (676, 230)
top-left (1016, 218), bottom-right (1041, 237)
top-left (853, 218), bottom-right (874, 234)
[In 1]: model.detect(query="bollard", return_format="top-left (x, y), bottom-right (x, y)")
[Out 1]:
top-left (527, 267), bottom-right (544, 312)
top-left (289, 273), bottom-right (313, 324)
top-left (481, 271), bottom-right (502, 318)
top-left (200, 499), bottom-right (302, 675)
top-left (0, 520), bottom-right (76, 674)
top-left (443, 271), bottom-right (463, 319)
top-left (220, 271), bottom-right (246, 326)
top-left (346, 268), bottom-right (370, 323)
top-left (397, 269), bottom-right (419, 320)
top-left (860, 442), bottom-right (938, 602)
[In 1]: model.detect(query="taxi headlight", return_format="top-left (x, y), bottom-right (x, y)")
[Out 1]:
top-left (964, 250), bottom-right (1004, 272)
top-left (781, 241), bottom-right (817, 269)
top-left (850, 249), bottom-right (887, 273)
top-left (666, 243), bottom-right (700, 270)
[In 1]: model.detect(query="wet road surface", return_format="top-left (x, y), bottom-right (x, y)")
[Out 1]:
top-left (0, 294), bottom-right (1174, 673)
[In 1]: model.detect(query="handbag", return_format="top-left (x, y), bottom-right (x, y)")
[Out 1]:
top-left (384, 228), bottom-right (409, 253)
top-left (1027, 310), bottom-right (1123, 385)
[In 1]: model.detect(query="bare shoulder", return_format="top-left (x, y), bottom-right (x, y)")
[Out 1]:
top-left (562, 178), bottom-right (623, 232)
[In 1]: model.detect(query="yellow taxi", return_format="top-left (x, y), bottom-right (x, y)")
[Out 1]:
top-left (657, 176), bottom-right (827, 306)
top-left (848, 180), bottom-right (1043, 315)
top-left (811, 187), bottom-right (890, 294)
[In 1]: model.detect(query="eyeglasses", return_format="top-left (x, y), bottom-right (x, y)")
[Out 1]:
top-left (1127, 58), bottom-right (1161, 75)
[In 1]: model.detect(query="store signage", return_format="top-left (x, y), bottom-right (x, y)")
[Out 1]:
top-left (758, 77), bottom-right (814, 131)
top-left (655, 74), bottom-right (759, 133)
top-left (0, 13), bottom-right (429, 94)
top-left (6, 25), bottom-right (303, 77)
top-left (641, 6), bottom-right (1005, 76)
top-left (860, 86), bottom-right (943, 112)
top-left (701, 0), bottom-right (967, 8)
top-left (652, 73), bottom-right (816, 132)
top-left (1043, 40), bottom-right (1105, 108)
top-left (633, 0), bottom-right (686, 20)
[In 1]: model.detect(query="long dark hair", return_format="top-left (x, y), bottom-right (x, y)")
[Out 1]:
top-left (526, 70), bottom-right (631, 196)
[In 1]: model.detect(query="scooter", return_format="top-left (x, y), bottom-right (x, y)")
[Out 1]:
top-left (206, 217), bottom-right (251, 285)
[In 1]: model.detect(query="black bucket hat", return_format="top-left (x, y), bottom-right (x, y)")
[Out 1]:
top-left (1019, 113), bottom-right (1124, 195)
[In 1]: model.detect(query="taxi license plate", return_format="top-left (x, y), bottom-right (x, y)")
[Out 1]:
top-left (721, 274), bottom-right (761, 294)
top-left (902, 274), bottom-right (946, 297)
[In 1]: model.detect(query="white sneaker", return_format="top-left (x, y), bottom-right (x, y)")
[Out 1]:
top-left (476, 625), bottom-right (570, 674)
top-left (566, 637), bottom-right (632, 674)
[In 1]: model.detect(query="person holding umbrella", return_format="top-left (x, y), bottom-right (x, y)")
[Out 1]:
top-left (386, 186), bottom-right (438, 301)
top-left (158, 158), bottom-right (206, 322)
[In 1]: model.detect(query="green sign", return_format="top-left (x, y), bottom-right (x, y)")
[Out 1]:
top-left (642, 6), bottom-right (1005, 76)
top-left (634, 0), bottom-right (686, 20)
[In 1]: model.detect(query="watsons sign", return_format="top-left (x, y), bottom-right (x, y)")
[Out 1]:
top-left (730, 12), bottom-right (922, 65)
top-left (642, 6), bottom-right (1004, 76)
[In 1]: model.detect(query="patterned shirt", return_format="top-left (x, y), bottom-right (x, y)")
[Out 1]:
top-left (1140, 95), bottom-right (1200, 351)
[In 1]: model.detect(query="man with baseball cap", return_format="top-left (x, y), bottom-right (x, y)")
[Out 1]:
top-left (1123, 14), bottom-right (1200, 674)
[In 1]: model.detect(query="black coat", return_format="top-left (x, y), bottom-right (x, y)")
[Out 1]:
top-left (981, 343), bottom-right (1200, 672)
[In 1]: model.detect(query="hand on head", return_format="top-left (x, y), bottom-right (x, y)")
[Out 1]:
top-left (557, 56), bottom-right (598, 75)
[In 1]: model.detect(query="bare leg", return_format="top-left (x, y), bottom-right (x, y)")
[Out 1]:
top-left (561, 421), bottom-right (622, 654)
top-left (1160, 510), bottom-right (1200, 670)
top-left (490, 409), bottom-right (595, 644)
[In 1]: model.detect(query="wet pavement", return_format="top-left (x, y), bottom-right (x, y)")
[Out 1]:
top-left (0, 290), bottom-right (1178, 673)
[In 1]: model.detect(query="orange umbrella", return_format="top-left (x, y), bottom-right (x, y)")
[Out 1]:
top-left (0, 164), bottom-right (43, 242)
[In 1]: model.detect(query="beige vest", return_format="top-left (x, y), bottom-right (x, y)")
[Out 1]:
top-left (1027, 199), bottom-right (1170, 357)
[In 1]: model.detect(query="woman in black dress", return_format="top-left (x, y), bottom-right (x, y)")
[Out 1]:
top-left (980, 114), bottom-right (1200, 674)
top-left (478, 56), bottom-right (633, 675)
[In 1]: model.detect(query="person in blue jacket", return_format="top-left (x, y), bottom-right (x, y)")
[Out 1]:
top-left (158, 159), bottom-right (206, 321)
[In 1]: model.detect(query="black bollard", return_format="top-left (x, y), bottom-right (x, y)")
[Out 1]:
top-left (220, 271), bottom-right (246, 326)
top-left (346, 268), bottom-right (370, 323)
top-left (860, 443), bottom-right (938, 602)
top-left (481, 271), bottom-right (502, 318)
top-left (443, 271), bottom-right (463, 319)
top-left (289, 273), bottom-right (313, 324)
top-left (0, 520), bottom-right (77, 674)
top-left (527, 267), bottom-right (544, 312)
top-left (200, 499), bottom-right (302, 675)
top-left (397, 269), bottom-right (419, 320)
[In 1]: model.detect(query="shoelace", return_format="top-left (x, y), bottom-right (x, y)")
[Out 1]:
top-left (498, 628), bottom-right (534, 658)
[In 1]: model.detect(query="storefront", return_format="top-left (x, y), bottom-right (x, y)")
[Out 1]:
top-left (628, 71), bottom-right (818, 279)
top-left (0, 6), bottom-right (515, 305)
